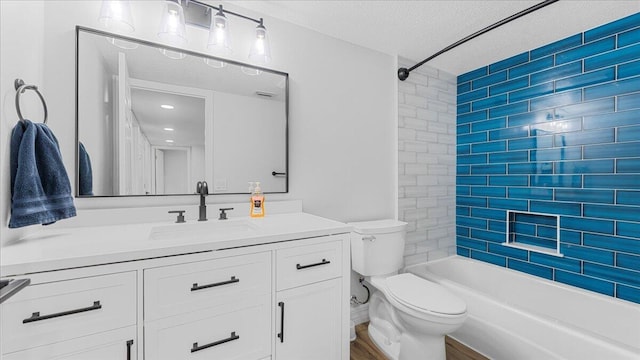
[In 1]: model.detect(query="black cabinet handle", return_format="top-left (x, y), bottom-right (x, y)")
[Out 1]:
top-left (126, 339), bottom-right (134, 360)
top-left (23, 300), bottom-right (102, 323)
top-left (277, 301), bottom-right (285, 343)
top-left (296, 259), bottom-right (331, 270)
top-left (272, 171), bottom-right (286, 177)
top-left (191, 276), bottom-right (239, 291)
top-left (191, 332), bottom-right (239, 353)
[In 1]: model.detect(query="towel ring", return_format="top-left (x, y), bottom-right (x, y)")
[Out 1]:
top-left (14, 79), bottom-right (48, 124)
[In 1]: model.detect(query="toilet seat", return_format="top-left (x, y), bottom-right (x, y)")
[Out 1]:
top-left (385, 273), bottom-right (466, 316)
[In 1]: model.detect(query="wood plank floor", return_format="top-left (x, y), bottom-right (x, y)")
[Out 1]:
top-left (350, 322), bottom-right (488, 360)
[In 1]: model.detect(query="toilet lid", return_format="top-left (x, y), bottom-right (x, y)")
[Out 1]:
top-left (348, 219), bottom-right (408, 235)
top-left (386, 273), bottom-right (466, 315)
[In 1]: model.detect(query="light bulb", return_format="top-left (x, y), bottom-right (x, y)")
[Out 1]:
top-left (248, 18), bottom-right (271, 64)
top-left (158, 1), bottom-right (187, 47)
top-left (207, 5), bottom-right (232, 54)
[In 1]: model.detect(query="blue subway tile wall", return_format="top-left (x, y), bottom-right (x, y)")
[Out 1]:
top-left (456, 13), bottom-right (640, 304)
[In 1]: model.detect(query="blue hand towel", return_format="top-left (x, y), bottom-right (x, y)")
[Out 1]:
top-left (9, 120), bottom-right (76, 228)
top-left (78, 142), bottom-right (93, 196)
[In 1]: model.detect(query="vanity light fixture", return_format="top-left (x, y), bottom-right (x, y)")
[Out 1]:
top-left (99, 0), bottom-right (273, 67)
top-left (160, 104), bottom-right (175, 109)
top-left (184, 1), bottom-right (273, 70)
top-left (99, 0), bottom-right (135, 33)
top-left (158, 0), bottom-right (188, 59)
top-left (248, 18), bottom-right (271, 65)
top-left (240, 20), bottom-right (270, 74)
top-left (207, 5), bottom-right (231, 54)
top-left (98, 0), bottom-right (138, 49)
top-left (203, 5), bottom-right (230, 68)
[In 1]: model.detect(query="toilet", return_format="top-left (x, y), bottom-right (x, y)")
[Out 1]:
top-left (349, 219), bottom-right (467, 360)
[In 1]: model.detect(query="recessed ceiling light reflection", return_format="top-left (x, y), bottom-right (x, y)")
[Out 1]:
top-left (165, 139), bottom-right (174, 143)
top-left (161, 104), bottom-right (174, 109)
top-left (164, 127), bottom-right (174, 131)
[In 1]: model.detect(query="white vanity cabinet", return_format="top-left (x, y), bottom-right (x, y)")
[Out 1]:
top-left (0, 213), bottom-right (350, 360)
top-left (143, 252), bottom-right (272, 360)
top-left (3, 327), bottom-right (137, 360)
top-left (275, 279), bottom-right (342, 360)
top-left (274, 240), bottom-right (344, 360)
top-left (1, 272), bottom-right (137, 360)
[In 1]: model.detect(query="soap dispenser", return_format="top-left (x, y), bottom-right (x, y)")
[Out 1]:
top-left (250, 181), bottom-right (265, 218)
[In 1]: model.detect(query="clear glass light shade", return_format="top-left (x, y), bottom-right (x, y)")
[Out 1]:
top-left (159, 48), bottom-right (187, 60)
top-left (204, 58), bottom-right (226, 68)
top-left (158, 0), bottom-right (187, 47)
top-left (248, 20), bottom-right (271, 65)
top-left (99, 0), bottom-right (135, 33)
top-left (241, 66), bottom-right (263, 76)
top-left (207, 7), bottom-right (232, 54)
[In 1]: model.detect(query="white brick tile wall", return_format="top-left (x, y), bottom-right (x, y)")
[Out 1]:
top-left (398, 58), bottom-right (456, 266)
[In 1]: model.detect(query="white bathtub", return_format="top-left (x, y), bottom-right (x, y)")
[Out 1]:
top-left (406, 256), bottom-right (640, 360)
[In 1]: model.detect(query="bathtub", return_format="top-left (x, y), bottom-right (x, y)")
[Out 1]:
top-left (406, 256), bottom-right (640, 360)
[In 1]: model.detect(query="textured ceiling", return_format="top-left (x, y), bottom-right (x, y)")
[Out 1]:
top-left (229, 0), bottom-right (640, 76)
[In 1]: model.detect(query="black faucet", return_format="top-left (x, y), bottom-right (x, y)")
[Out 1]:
top-left (196, 181), bottom-right (209, 221)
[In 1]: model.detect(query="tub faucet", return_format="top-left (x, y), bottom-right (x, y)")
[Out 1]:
top-left (196, 181), bottom-right (208, 221)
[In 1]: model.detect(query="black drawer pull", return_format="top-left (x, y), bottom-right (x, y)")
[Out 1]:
top-left (277, 301), bottom-right (285, 343)
top-left (191, 276), bottom-right (239, 291)
top-left (191, 332), bottom-right (239, 353)
top-left (296, 259), bottom-right (331, 270)
top-left (126, 339), bottom-right (134, 360)
top-left (23, 300), bottom-right (102, 324)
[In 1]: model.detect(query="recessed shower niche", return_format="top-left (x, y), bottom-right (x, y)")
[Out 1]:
top-left (504, 211), bottom-right (562, 257)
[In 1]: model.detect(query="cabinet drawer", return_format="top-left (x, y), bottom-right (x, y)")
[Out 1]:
top-left (276, 240), bottom-right (342, 290)
top-left (3, 326), bottom-right (137, 360)
top-left (144, 252), bottom-right (270, 320)
top-left (145, 294), bottom-right (270, 360)
top-left (1, 272), bottom-right (136, 354)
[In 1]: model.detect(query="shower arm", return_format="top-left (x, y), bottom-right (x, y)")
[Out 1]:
top-left (398, 0), bottom-right (560, 81)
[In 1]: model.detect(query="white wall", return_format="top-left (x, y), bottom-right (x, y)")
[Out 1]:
top-left (0, 0), bottom-right (396, 243)
top-left (1, 1), bottom-right (45, 244)
top-left (397, 58), bottom-right (457, 266)
top-left (2, 1), bottom-right (396, 231)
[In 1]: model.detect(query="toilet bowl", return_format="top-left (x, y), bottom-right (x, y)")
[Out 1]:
top-left (349, 220), bottom-right (467, 360)
top-left (368, 273), bottom-right (466, 360)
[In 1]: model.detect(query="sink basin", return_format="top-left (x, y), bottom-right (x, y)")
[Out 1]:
top-left (149, 220), bottom-right (257, 242)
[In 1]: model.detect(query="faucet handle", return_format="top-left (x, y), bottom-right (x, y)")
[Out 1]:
top-left (168, 210), bottom-right (186, 223)
top-left (218, 207), bottom-right (234, 220)
top-left (196, 181), bottom-right (209, 195)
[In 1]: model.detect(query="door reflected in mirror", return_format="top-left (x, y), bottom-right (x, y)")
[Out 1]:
top-left (76, 27), bottom-right (288, 197)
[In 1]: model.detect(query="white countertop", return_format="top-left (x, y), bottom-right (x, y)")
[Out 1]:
top-left (1, 213), bottom-right (352, 276)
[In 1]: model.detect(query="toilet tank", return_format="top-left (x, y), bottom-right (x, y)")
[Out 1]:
top-left (348, 219), bottom-right (408, 276)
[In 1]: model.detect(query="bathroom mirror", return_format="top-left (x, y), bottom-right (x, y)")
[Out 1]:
top-left (76, 26), bottom-right (288, 197)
